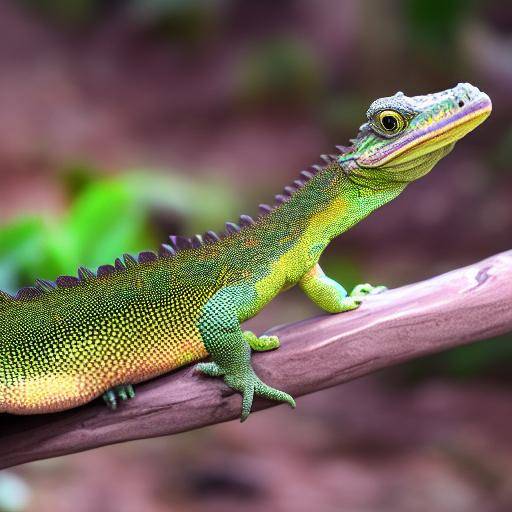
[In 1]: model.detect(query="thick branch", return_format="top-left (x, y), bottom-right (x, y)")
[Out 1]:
top-left (1, 250), bottom-right (512, 469)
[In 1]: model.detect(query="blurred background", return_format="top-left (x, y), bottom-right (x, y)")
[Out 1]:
top-left (0, 0), bottom-right (511, 510)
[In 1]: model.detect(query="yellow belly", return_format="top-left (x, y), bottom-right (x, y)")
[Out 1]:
top-left (0, 334), bottom-right (208, 414)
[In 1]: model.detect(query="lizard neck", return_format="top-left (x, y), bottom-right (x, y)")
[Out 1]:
top-left (256, 163), bottom-right (406, 280)
top-left (297, 164), bottom-right (406, 253)
top-left (204, 162), bottom-right (406, 321)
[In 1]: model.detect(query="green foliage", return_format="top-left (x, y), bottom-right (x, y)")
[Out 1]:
top-left (0, 218), bottom-right (45, 293)
top-left (125, 172), bottom-right (239, 234)
top-left (320, 252), bottom-right (363, 293)
top-left (61, 180), bottom-right (152, 271)
top-left (0, 171), bottom-right (238, 293)
top-left (0, 180), bottom-right (151, 290)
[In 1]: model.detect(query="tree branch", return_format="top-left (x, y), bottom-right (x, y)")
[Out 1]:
top-left (1, 250), bottom-right (511, 469)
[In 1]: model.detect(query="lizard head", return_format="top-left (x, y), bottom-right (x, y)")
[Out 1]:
top-left (339, 83), bottom-right (492, 187)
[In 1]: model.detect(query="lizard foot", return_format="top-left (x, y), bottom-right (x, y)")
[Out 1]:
top-left (102, 384), bottom-right (136, 410)
top-left (225, 370), bottom-right (296, 422)
top-left (326, 283), bottom-right (387, 313)
top-left (197, 363), bottom-right (295, 422)
top-left (350, 283), bottom-right (387, 298)
top-left (243, 330), bottom-right (280, 351)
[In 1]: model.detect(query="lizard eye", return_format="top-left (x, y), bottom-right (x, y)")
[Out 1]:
top-left (375, 110), bottom-right (406, 135)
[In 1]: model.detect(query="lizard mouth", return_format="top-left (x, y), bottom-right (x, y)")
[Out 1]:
top-left (359, 95), bottom-right (492, 168)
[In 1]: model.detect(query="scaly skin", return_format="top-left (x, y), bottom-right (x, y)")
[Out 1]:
top-left (0, 83), bottom-right (491, 421)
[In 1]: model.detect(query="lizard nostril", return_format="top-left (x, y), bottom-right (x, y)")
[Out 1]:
top-left (458, 100), bottom-right (465, 108)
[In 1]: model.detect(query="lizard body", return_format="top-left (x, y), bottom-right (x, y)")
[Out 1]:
top-left (0, 83), bottom-right (491, 420)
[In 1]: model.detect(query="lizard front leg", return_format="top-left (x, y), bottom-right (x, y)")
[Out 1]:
top-left (195, 286), bottom-right (294, 421)
top-left (299, 263), bottom-right (386, 313)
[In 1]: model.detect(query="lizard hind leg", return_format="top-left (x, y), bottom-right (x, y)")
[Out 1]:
top-left (196, 287), bottom-right (295, 421)
top-left (102, 384), bottom-right (136, 410)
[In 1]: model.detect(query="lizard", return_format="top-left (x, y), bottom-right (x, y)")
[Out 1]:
top-left (0, 83), bottom-right (491, 421)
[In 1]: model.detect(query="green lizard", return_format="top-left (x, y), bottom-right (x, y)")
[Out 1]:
top-left (0, 83), bottom-right (491, 421)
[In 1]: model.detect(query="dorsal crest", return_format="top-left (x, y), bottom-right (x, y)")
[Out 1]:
top-left (1, 147), bottom-right (352, 302)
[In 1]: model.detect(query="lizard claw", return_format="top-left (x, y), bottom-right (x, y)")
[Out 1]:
top-left (243, 330), bottom-right (280, 351)
top-left (350, 283), bottom-right (387, 297)
top-left (223, 371), bottom-right (295, 422)
top-left (196, 361), bottom-right (225, 377)
top-left (102, 384), bottom-right (135, 410)
top-left (254, 380), bottom-right (296, 409)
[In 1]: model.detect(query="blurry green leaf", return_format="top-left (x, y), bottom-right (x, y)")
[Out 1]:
top-left (320, 253), bottom-right (363, 292)
top-left (59, 161), bottom-right (102, 199)
top-left (0, 218), bottom-right (46, 293)
top-left (0, 217), bottom-right (44, 256)
top-left (0, 169), bottom-right (239, 291)
top-left (64, 180), bottom-right (151, 269)
top-left (125, 172), bottom-right (239, 233)
top-left (33, 224), bottom-right (77, 282)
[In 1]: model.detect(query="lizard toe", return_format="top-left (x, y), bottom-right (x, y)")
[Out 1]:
top-left (351, 283), bottom-right (387, 298)
top-left (240, 384), bottom-right (255, 422)
top-left (114, 384), bottom-right (136, 401)
top-left (244, 330), bottom-right (280, 351)
top-left (102, 389), bottom-right (118, 410)
top-left (196, 361), bottom-right (225, 377)
top-left (254, 380), bottom-right (296, 409)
